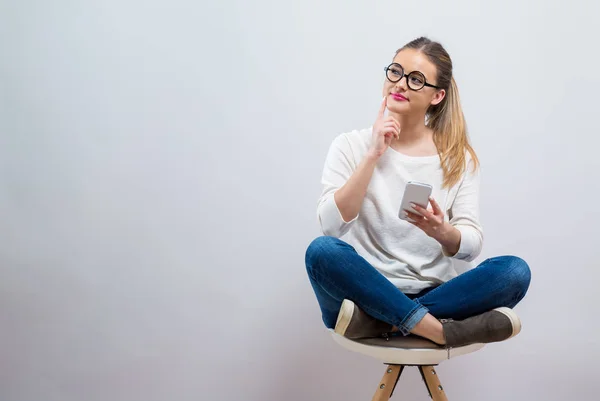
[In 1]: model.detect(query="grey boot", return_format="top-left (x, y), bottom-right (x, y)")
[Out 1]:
top-left (334, 299), bottom-right (394, 340)
top-left (441, 307), bottom-right (522, 348)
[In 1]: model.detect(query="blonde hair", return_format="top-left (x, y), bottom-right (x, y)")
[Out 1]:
top-left (397, 37), bottom-right (479, 188)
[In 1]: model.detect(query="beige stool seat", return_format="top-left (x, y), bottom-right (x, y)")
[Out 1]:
top-left (331, 330), bottom-right (485, 365)
top-left (330, 329), bottom-right (486, 400)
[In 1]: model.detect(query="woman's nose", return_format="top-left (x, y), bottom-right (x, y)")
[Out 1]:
top-left (394, 76), bottom-right (408, 91)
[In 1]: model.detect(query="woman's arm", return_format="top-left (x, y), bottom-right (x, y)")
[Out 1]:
top-left (404, 156), bottom-right (483, 262)
top-left (441, 157), bottom-right (483, 261)
top-left (436, 223), bottom-right (462, 257)
top-left (317, 134), bottom-right (379, 237)
top-left (333, 152), bottom-right (379, 222)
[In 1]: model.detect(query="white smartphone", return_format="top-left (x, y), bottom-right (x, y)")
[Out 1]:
top-left (398, 181), bottom-right (433, 222)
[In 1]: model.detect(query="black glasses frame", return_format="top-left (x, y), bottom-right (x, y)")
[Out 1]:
top-left (383, 63), bottom-right (441, 91)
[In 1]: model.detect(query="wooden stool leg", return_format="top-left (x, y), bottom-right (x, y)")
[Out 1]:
top-left (419, 366), bottom-right (448, 401)
top-left (371, 364), bottom-right (403, 401)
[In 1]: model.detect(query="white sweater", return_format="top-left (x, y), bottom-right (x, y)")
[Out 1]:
top-left (316, 127), bottom-right (483, 294)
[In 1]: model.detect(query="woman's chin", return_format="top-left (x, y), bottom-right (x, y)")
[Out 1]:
top-left (387, 104), bottom-right (411, 115)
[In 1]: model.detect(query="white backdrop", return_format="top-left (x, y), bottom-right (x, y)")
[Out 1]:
top-left (1, 1), bottom-right (599, 400)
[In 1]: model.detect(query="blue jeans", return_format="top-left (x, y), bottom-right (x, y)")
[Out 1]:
top-left (305, 236), bottom-right (531, 335)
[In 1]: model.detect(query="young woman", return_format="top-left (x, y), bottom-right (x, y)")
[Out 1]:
top-left (305, 37), bottom-right (531, 347)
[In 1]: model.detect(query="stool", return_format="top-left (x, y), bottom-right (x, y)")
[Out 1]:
top-left (331, 330), bottom-right (485, 400)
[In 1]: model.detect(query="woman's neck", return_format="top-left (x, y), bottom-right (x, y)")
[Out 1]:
top-left (388, 111), bottom-right (432, 145)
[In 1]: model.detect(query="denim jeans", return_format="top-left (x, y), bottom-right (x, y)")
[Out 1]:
top-left (305, 236), bottom-right (531, 335)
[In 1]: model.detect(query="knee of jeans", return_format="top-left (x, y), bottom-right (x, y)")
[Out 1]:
top-left (305, 236), bottom-right (332, 268)
top-left (504, 256), bottom-right (532, 295)
top-left (305, 236), bottom-right (343, 274)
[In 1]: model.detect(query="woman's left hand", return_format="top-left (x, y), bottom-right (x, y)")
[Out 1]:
top-left (403, 196), bottom-right (453, 242)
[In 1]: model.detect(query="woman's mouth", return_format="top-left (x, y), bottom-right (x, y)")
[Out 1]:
top-left (391, 93), bottom-right (408, 101)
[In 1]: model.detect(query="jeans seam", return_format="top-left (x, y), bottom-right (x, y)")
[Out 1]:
top-left (414, 282), bottom-right (445, 304)
top-left (414, 259), bottom-right (490, 305)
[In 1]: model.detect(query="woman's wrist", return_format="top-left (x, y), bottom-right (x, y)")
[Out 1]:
top-left (436, 223), bottom-right (461, 256)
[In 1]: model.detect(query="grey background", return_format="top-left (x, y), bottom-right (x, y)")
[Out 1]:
top-left (1, 0), bottom-right (598, 400)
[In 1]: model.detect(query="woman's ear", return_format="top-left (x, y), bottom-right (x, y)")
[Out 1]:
top-left (430, 89), bottom-right (446, 106)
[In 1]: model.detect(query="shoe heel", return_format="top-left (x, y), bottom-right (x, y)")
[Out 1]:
top-left (494, 307), bottom-right (522, 338)
top-left (334, 299), bottom-right (355, 336)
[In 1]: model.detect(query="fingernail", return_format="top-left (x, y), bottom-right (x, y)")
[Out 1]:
top-left (410, 203), bottom-right (416, 208)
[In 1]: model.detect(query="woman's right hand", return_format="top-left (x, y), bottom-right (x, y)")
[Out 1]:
top-left (368, 96), bottom-right (401, 159)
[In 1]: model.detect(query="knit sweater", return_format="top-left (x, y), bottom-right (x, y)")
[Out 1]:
top-left (316, 127), bottom-right (483, 294)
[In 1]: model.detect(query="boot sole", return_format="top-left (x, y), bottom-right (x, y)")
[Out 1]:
top-left (334, 299), bottom-right (355, 337)
top-left (494, 307), bottom-right (522, 339)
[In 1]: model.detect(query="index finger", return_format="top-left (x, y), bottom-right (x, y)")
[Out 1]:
top-left (378, 96), bottom-right (388, 118)
top-left (411, 203), bottom-right (434, 219)
top-left (429, 196), bottom-right (443, 215)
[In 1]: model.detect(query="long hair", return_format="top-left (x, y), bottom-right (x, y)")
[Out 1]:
top-left (397, 37), bottom-right (479, 188)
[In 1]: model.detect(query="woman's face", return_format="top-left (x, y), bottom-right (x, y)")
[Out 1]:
top-left (382, 48), bottom-right (446, 116)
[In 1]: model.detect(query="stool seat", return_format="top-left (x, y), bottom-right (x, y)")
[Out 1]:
top-left (331, 329), bottom-right (487, 399)
top-left (330, 329), bottom-right (485, 366)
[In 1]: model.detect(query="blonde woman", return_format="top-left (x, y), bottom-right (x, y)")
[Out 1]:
top-left (305, 37), bottom-right (530, 347)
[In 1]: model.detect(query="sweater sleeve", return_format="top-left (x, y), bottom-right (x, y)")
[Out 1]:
top-left (316, 134), bottom-right (359, 237)
top-left (442, 157), bottom-right (484, 262)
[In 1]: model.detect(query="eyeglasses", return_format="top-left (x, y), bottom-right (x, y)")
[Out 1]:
top-left (384, 63), bottom-right (441, 91)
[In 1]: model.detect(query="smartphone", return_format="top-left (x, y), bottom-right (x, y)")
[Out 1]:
top-left (398, 181), bottom-right (433, 222)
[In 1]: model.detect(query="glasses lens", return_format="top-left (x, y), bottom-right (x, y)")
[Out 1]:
top-left (407, 71), bottom-right (426, 90)
top-left (386, 64), bottom-right (403, 82)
